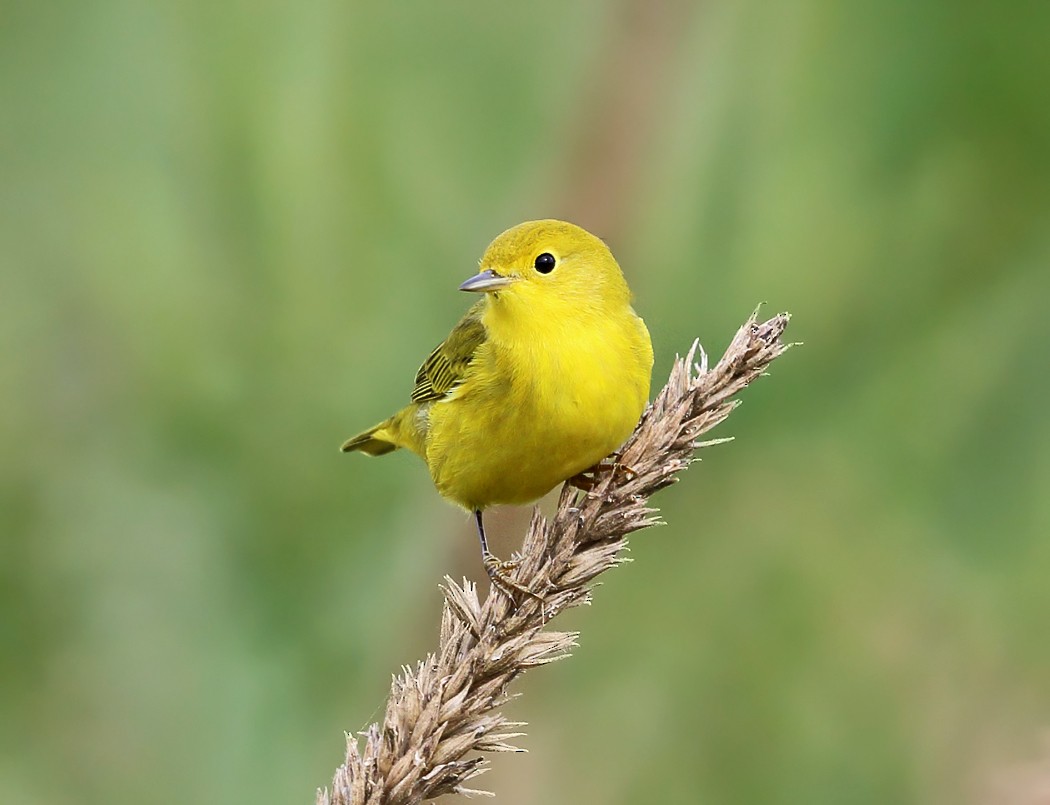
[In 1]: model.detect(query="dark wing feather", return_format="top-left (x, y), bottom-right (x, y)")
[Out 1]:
top-left (410, 303), bottom-right (486, 404)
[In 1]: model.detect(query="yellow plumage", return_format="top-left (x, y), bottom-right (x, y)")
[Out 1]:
top-left (342, 219), bottom-right (653, 591)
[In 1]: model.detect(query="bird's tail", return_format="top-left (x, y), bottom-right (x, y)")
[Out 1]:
top-left (340, 420), bottom-right (399, 456)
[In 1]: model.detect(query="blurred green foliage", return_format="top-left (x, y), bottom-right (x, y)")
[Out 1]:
top-left (2, 1), bottom-right (1049, 804)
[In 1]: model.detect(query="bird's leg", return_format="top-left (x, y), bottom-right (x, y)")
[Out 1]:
top-left (568, 451), bottom-right (638, 491)
top-left (474, 510), bottom-right (545, 604)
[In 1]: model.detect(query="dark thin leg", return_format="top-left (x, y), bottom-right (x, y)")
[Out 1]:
top-left (473, 509), bottom-right (545, 604)
top-left (474, 509), bottom-right (490, 555)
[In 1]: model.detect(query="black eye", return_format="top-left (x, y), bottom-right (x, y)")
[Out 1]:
top-left (534, 252), bottom-right (556, 274)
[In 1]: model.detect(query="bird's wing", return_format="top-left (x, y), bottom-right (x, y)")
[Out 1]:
top-left (410, 303), bottom-right (486, 404)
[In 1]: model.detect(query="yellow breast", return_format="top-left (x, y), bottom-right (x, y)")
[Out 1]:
top-left (424, 306), bottom-right (652, 510)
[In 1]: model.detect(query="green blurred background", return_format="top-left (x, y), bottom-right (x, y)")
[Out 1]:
top-left (3, 1), bottom-right (1049, 803)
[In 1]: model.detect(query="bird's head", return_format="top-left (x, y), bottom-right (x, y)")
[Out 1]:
top-left (459, 220), bottom-right (632, 314)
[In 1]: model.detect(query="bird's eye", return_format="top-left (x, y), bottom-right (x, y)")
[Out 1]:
top-left (534, 252), bottom-right (556, 274)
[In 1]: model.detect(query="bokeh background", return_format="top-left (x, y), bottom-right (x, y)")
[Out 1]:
top-left (3, 1), bottom-right (1049, 803)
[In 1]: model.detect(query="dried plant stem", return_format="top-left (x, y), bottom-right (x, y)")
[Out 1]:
top-left (318, 309), bottom-right (794, 805)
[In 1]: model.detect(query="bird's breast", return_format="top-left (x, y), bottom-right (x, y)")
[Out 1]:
top-left (424, 312), bottom-right (652, 510)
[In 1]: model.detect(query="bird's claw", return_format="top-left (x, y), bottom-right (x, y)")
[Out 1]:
top-left (569, 456), bottom-right (638, 491)
top-left (482, 551), bottom-right (545, 605)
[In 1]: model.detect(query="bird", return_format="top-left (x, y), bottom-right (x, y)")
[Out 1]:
top-left (342, 219), bottom-right (653, 597)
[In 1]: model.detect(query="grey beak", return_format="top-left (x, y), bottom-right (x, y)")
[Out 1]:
top-left (459, 268), bottom-right (514, 293)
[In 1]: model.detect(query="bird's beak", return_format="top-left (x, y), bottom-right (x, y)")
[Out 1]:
top-left (459, 269), bottom-right (514, 293)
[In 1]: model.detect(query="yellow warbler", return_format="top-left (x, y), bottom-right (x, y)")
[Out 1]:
top-left (342, 220), bottom-right (653, 592)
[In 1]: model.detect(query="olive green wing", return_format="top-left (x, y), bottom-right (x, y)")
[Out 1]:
top-left (410, 302), bottom-right (486, 404)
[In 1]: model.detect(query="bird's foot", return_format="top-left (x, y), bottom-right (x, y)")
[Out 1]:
top-left (482, 551), bottom-right (546, 606)
top-left (569, 454), bottom-right (638, 491)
